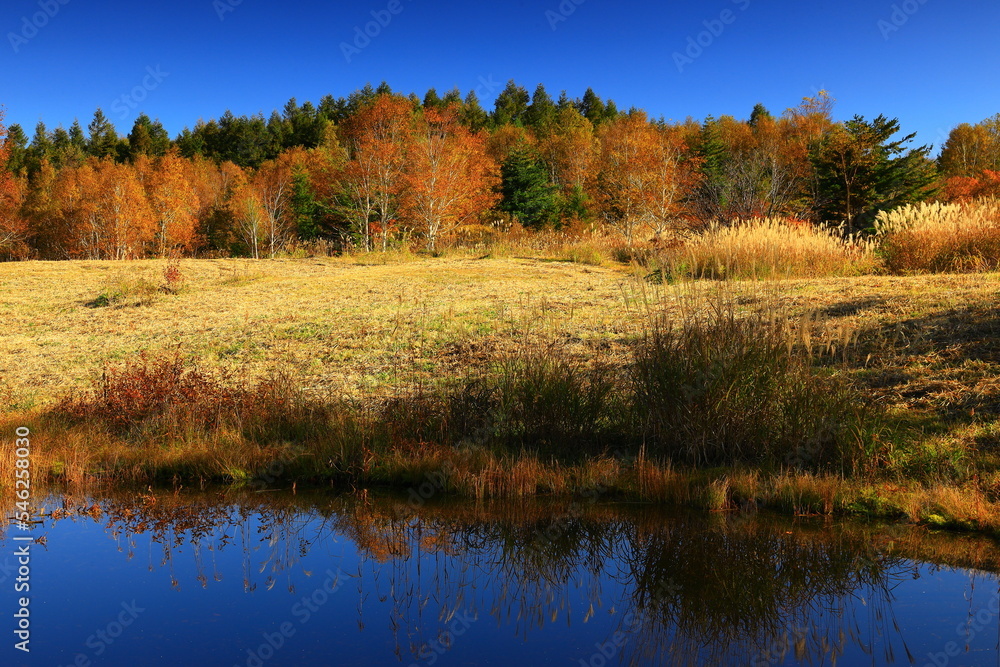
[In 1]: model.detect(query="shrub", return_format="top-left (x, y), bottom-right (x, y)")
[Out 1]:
top-left (162, 261), bottom-right (185, 294)
top-left (875, 199), bottom-right (1000, 273)
top-left (91, 271), bottom-right (161, 308)
top-left (54, 354), bottom-right (324, 445)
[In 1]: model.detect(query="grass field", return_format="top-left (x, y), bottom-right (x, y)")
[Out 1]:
top-left (4, 255), bottom-right (1000, 532)
top-left (0, 256), bottom-right (643, 402)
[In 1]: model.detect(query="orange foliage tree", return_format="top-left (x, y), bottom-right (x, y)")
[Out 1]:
top-left (594, 112), bottom-right (699, 243)
top-left (403, 108), bottom-right (499, 251)
top-left (341, 95), bottom-right (414, 250)
top-left (53, 159), bottom-right (156, 259)
top-left (92, 160), bottom-right (157, 259)
top-left (136, 150), bottom-right (201, 256)
top-left (0, 108), bottom-right (29, 257)
top-left (229, 149), bottom-right (303, 258)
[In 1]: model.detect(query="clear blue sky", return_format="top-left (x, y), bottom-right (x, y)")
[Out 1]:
top-left (4, 0), bottom-right (998, 153)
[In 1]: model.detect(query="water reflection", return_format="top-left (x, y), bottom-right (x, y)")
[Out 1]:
top-left (5, 490), bottom-right (1000, 666)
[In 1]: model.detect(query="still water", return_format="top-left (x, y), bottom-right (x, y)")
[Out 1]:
top-left (2, 489), bottom-right (999, 666)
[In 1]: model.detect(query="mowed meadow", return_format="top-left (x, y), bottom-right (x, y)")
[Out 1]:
top-left (5, 207), bottom-right (1000, 534)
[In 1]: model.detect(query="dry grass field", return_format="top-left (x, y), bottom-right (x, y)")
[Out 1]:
top-left (0, 256), bottom-right (644, 403)
top-left (3, 255), bottom-right (999, 415)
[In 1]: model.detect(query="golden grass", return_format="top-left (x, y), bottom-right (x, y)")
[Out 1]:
top-left (667, 218), bottom-right (876, 280)
top-left (0, 256), bottom-right (641, 405)
top-left (876, 199), bottom-right (1000, 273)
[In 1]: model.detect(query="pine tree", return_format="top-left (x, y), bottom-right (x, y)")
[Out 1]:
top-left (318, 94), bottom-right (350, 125)
top-left (126, 114), bottom-right (170, 160)
top-left (346, 84), bottom-right (377, 116)
top-left (693, 115), bottom-right (731, 221)
top-left (87, 108), bottom-right (120, 160)
top-left (442, 87), bottom-right (463, 107)
top-left (3, 124), bottom-right (29, 176)
top-left (175, 126), bottom-right (205, 159)
top-left (51, 126), bottom-right (72, 168)
top-left (290, 171), bottom-right (321, 240)
top-left (491, 80), bottom-right (530, 127)
top-left (460, 91), bottom-right (489, 131)
top-left (525, 84), bottom-right (557, 134)
top-left (499, 146), bottom-right (560, 228)
top-left (26, 121), bottom-right (53, 175)
top-left (749, 103), bottom-right (772, 129)
top-left (578, 88), bottom-right (606, 126)
top-left (423, 88), bottom-right (444, 109)
top-left (266, 111), bottom-right (287, 157)
top-left (603, 100), bottom-right (620, 124)
top-left (812, 115), bottom-right (937, 230)
top-left (68, 120), bottom-right (86, 153)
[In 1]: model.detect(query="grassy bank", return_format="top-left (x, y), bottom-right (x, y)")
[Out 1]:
top-left (3, 256), bottom-right (1000, 534)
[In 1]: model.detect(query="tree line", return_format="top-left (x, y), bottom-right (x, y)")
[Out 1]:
top-left (0, 80), bottom-right (991, 260)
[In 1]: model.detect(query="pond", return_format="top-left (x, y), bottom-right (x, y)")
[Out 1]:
top-left (2, 489), bottom-right (999, 666)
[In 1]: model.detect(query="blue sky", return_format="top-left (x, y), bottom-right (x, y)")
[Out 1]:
top-left (3, 0), bottom-right (998, 154)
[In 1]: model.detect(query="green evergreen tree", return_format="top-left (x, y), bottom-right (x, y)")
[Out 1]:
top-left (26, 121), bottom-right (53, 175)
top-left (460, 91), bottom-right (489, 131)
top-left (51, 126), bottom-right (72, 168)
top-left (175, 125), bottom-right (206, 159)
top-left (291, 101), bottom-right (325, 148)
top-left (748, 103), bottom-right (772, 129)
top-left (693, 115), bottom-right (732, 221)
top-left (346, 84), bottom-right (377, 116)
top-left (3, 124), bottom-right (29, 176)
top-left (499, 146), bottom-right (560, 229)
top-left (578, 88), bottom-right (606, 126)
top-left (265, 111), bottom-right (287, 158)
top-left (812, 115), bottom-right (937, 230)
top-left (442, 87), bottom-right (463, 107)
top-left (525, 84), bottom-right (557, 133)
top-left (492, 80), bottom-right (530, 127)
top-left (318, 94), bottom-right (350, 125)
top-left (86, 108), bottom-right (119, 159)
top-left (68, 120), bottom-right (87, 153)
top-left (127, 113), bottom-right (170, 159)
top-left (423, 88), bottom-right (444, 109)
top-left (290, 171), bottom-right (322, 240)
top-left (602, 100), bottom-right (620, 124)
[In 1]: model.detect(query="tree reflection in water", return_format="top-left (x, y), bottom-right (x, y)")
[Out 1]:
top-left (22, 490), bottom-right (1000, 666)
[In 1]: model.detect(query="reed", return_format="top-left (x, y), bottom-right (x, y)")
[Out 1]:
top-left (875, 199), bottom-right (1000, 273)
top-left (667, 218), bottom-right (875, 280)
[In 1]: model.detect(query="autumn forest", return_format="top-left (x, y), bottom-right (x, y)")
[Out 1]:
top-left (1, 80), bottom-right (997, 261)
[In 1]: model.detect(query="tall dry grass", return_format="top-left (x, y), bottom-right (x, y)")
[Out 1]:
top-left (665, 218), bottom-right (875, 280)
top-left (632, 297), bottom-right (874, 471)
top-left (875, 199), bottom-right (1000, 273)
